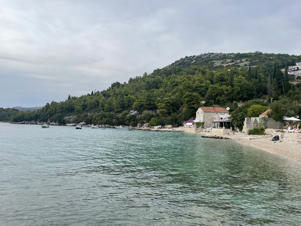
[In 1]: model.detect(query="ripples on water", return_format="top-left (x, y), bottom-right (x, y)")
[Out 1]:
top-left (1, 123), bottom-right (301, 225)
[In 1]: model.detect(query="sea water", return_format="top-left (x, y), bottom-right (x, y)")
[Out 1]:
top-left (1, 122), bottom-right (301, 225)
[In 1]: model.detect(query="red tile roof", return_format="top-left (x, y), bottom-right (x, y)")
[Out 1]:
top-left (260, 109), bottom-right (271, 117)
top-left (199, 107), bottom-right (228, 113)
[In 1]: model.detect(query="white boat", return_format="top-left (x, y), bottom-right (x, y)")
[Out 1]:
top-left (91, 125), bottom-right (98, 129)
top-left (41, 124), bottom-right (49, 128)
top-left (75, 125), bottom-right (82, 129)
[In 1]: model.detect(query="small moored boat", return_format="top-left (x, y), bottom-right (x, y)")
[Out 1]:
top-left (75, 125), bottom-right (82, 129)
top-left (41, 124), bottom-right (49, 128)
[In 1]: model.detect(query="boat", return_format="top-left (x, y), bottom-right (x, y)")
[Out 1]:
top-left (91, 125), bottom-right (98, 129)
top-left (75, 125), bottom-right (82, 129)
top-left (41, 124), bottom-right (49, 128)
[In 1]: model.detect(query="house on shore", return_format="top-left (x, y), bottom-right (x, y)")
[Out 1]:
top-left (195, 106), bottom-right (230, 128)
top-left (242, 109), bottom-right (283, 133)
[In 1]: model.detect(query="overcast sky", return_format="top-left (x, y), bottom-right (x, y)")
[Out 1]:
top-left (0, 0), bottom-right (300, 107)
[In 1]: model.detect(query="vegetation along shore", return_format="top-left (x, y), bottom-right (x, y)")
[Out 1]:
top-left (1, 52), bottom-right (301, 163)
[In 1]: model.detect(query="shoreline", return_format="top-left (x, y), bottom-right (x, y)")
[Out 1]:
top-left (231, 133), bottom-right (301, 164)
top-left (117, 126), bottom-right (301, 165)
top-left (196, 129), bottom-right (301, 165)
top-left (3, 122), bottom-right (301, 164)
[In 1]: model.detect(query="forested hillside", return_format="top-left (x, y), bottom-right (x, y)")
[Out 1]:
top-left (2, 52), bottom-right (301, 127)
top-left (0, 108), bottom-right (18, 122)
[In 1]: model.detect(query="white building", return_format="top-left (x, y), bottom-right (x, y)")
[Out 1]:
top-left (288, 62), bottom-right (301, 78)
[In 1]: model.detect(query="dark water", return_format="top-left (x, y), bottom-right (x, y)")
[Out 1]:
top-left (1, 123), bottom-right (301, 225)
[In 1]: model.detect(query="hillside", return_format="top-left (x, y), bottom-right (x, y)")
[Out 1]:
top-left (169, 52), bottom-right (298, 69)
top-left (3, 52), bottom-right (301, 127)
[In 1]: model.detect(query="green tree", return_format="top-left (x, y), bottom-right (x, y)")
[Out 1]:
top-left (232, 100), bottom-right (266, 131)
top-left (247, 105), bottom-right (268, 117)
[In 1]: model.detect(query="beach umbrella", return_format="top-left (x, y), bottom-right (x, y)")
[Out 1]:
top-left (283, 116), bottom-right (301, 121)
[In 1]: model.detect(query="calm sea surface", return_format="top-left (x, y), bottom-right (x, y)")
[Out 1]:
top-left (1, 123), bottom-right (301, 225)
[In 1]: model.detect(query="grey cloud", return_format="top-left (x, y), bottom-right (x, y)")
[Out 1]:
top-left (0, 0), bottom-right (300, 107)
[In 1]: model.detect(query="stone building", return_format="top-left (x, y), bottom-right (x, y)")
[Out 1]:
top-left (242, 109), bottom-right (283, 133)
top-left (195, 106), bottom-right (229, 128)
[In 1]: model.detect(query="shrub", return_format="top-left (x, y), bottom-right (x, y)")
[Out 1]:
top-left (248, 128), bottom-right (265, 135)
top-left (149, 117), bottom-right (159, 126)
top-left (195, 122), bottom-right (204, 128)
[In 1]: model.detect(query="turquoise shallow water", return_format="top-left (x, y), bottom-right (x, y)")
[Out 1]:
top-left (1, 123), bottom-right (301, 225)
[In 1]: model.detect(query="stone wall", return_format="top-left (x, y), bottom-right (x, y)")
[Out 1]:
top-left (211, 128), bottom-right (233, 136)
top-left (242, 117), bottom-right (259, 133)
top-left (242, 117), bottom-right (283, 133)
top-left (195, 109), bottom-right (204, 122)
top-left (265, 118), bottom-right (283, 129)
top-left (203, 112), bottom-right (221, 128)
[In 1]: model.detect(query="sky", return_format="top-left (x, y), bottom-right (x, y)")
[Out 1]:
top-left (0, 0), bottom-right (301, 107)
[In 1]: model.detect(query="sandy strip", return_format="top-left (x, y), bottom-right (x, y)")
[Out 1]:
top-left (231, 133), bottom-right (301, 164)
